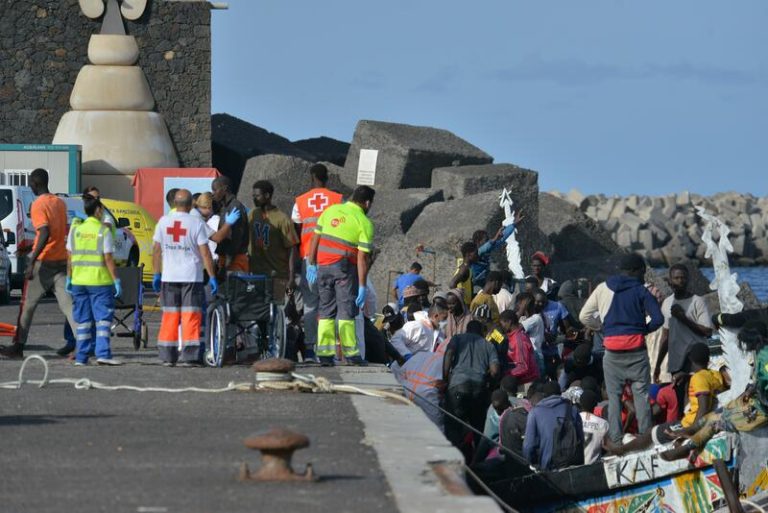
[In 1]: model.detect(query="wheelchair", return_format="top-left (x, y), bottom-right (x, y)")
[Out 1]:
top-left (204, 273), bottom-right (287, 367)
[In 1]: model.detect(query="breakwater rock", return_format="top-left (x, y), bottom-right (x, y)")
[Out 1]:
top-left (550, 190), bottom-right (768, 267)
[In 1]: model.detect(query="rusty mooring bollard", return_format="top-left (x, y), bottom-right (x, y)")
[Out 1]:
top-left (240, 428), bottom-right (315, 482)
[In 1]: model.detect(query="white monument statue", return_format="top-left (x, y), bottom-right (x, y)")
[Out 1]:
top-left (53, 0), bottom-right (179, 200)
top-left (499, 188), bottom-right (524, 280)
top-left (697, 206), bottom-right (751, 403)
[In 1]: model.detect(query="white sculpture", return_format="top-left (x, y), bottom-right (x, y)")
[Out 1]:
top-left (499, 188), bottom-right (524, 280)
top-left (696, 206), bottom-right (751, 403)
top-left (53, 0), bottom-right (178, 200)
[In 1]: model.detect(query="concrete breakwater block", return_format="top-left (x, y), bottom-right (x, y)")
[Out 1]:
top-left (341, 120), bottom-right (493, 190)
top-left (212, 114), bottom-right (315, 192)
top-left (431, 163), bottom-right (538, 201)
top-left (367, 189), bottom-right (445, 243)
top-left (538, 193), bottom-right (620, 262)
top-left (407, 189), bottom-right (539, 265)
top-left (237, 155), bottom-right (350, 215)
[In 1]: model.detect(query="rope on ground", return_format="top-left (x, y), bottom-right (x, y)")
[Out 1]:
top-left (0, 356), bottom-right (413, 404)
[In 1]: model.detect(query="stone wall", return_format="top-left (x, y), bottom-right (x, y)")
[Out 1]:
top-left (551, 190), bottom-right (768, 266)
top-left (0, 0), bottom-right (211, 167)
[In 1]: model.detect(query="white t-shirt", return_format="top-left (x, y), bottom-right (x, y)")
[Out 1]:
top-left (580, 411), bottom-right (609, 464)
top-left (290, 203), bottom-right (301, 223)
top-left (494, 287), bottom-right (515, 314)
top-left (153, 211), bottom-right (210, 283)
top-left (205, 214), bottom-right (220, 262)
top-left (661, 294), bottom-right (712, 374)
top-left (390, 318), bottom-right (440, 356)
top-left (521, 314), bottom-right (545, 352)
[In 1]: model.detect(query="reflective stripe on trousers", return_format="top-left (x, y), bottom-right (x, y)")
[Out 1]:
top-left (158, 282), bottom-right (204, 364)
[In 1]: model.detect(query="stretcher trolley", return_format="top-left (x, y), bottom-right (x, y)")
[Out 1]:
top-left (111, 265), bottom-right (148, 350)
top-left (205, 273), bottom-right (287, 367)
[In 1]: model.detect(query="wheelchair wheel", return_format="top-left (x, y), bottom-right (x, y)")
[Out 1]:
top-left (269, 304), bottom-right (287, 359)
top-left (205, 303), bottom-right (227, 367)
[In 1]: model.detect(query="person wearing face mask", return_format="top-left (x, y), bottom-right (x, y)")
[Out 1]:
top-left (389, 303), bottom-right (449, 359)
top-left (247, 180), bottom-right (299, 304)
top-left (306, 186), bottom-right (375, 366)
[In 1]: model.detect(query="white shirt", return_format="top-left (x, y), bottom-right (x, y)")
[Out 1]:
top-left (153, 211), bottom-right (210, 283)
top-left (494, 287), bottom-right (515, 313)
top-left (521, 314), bottom-right (545, 353)
top-left (290, 202), bottom-right (301, 223)
top-left (580, 411), bottom-right (609, 464)
top-left (390, 318), bottom-right (441, 357)
top-left (204, 214), bottom-right (220, 262)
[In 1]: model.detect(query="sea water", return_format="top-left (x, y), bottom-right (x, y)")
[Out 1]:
top-left (700, 266), bottom-right (768, 303)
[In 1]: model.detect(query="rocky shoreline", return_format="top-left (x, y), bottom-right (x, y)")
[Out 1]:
top-left (549, 190), bottom-right (768, 267)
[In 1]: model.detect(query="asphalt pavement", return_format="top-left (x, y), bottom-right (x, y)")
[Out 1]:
top-left (0, 292), bottom-right (397, 513)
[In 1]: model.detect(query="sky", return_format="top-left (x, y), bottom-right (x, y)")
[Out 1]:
top-left (211, 1), bottom-right (767, 197)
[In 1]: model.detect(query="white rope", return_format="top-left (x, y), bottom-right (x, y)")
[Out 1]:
top-left (741, 499), bottom-right (768, 513)
top-left (0, 356), bottom-right (413, 404)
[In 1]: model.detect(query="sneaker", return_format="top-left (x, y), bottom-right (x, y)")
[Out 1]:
top-left (56, 345), bottom-right (75, 357)
top-left (96, 358), bottom-right (122, 366)
top-left (162, 361), bottom-right (176, 367)
top-left (74, 361), bottom-right (87, 367)
top-left (345, 355), bottom-right (368, 367)
top-left (0, 343), bottom-right (23, 360)
top-left (303, 349), bottom-right (319, 364)
top-left (319, 356), bottom-right (335, 367)
top-left (177, 361), bottom-right (201, 368)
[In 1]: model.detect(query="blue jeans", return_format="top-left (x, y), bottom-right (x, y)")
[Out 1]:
top-left (72, 285), bottom-right (115, 363)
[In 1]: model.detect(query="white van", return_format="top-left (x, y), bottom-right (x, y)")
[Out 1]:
top-left (0, 186), bottom-right (37, 289)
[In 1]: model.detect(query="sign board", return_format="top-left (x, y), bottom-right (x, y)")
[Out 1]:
top-left (357, 149), bottom-right (378, 186)
top-left (0, 144), bottom-right (81, 194)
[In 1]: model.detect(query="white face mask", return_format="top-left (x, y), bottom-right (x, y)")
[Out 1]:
top-left (437, 319), bottom-right (448, 332)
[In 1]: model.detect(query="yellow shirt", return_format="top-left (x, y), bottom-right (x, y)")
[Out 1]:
top-left (682, 369), bottom-right (724, 427)
top-left (470, 291), bottom-right (500, 325)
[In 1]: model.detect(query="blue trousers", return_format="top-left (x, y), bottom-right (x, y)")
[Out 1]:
top-left (72, 285), bottom-right (115, 363)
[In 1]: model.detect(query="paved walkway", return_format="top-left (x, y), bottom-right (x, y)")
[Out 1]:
top-left (0, 293), bottom-right (500, 513)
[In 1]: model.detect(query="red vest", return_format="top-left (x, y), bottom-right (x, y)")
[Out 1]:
top-left (295, 188), bottom-right (343, 258)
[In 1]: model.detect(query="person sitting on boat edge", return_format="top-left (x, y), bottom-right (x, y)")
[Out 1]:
top-left (659, 320), bottom-right (768, 461)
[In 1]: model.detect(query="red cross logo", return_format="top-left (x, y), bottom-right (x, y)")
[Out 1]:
top-left (166, 221), bottom-right (187, 242)
top-left (308, 193), bottom-right (329, 213)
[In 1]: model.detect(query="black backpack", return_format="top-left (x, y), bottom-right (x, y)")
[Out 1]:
top-left (550, 403), bottom-right (584, 469)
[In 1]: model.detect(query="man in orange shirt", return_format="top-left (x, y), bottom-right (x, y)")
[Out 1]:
top-left (291, 164), bottom-right (342, 361)
top-left (0, 169), bottom-right (77, 359)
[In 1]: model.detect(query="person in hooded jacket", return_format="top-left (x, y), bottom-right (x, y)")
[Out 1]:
top-left (523, 381), bottom-right (584, 470)
top-left (579, 254), bottom-right (664, 444)
top-left (445, 288), bottom-right (472, 340)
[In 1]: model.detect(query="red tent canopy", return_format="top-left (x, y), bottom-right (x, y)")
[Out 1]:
top-left (133, 168), bottom-right (222, 220)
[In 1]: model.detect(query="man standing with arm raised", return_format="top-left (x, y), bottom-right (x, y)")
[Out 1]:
top-left (306, 186), bottom-right (375, 367)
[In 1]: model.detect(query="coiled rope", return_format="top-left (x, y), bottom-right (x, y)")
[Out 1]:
top-left (0, 355), bottom-right (411, 404)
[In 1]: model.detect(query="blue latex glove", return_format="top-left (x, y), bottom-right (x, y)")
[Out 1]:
top-left (224, 208), bottom-right (241, 225)
top-left (306, 263), bottom-right (318, 285)
top-left (209, 276), bottom-right (219, 295)
top-left (113, 278), bottom-right (122, 299)
top-left (355, 285), bottom-right (367, 308)
top-left (65, 276), bottom-right (73, 295)
top-left (152, 273), bottom-right (162, 293)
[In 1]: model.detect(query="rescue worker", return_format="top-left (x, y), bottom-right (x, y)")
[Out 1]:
top-left (152, 189), bottom-right (218, 366)
top-left (64, 194), bottom-right (122, 366)
top-left (211, 176), bottom-right (249, 276)
top-left (306, 185), bottom-right (375, 366)
top-left (291, 163), bottom-right (343, 361)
